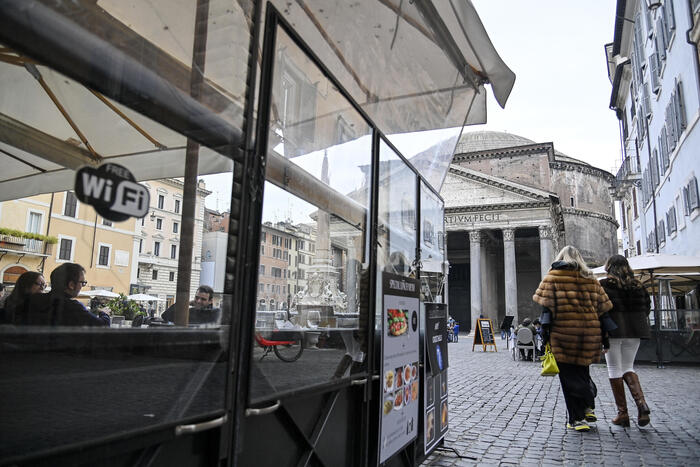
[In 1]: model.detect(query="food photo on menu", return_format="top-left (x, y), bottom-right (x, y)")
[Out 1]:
top-left (384, 369), bottom-right (394, 393)
top-left (440, 400), bottom-right (448, 430)
top-left (395, 366), bottom-right (403, 388)
top-left (387, 309), bottom-right (408, 336)
top-left (426, 408), bottom-right (435, 442)
top-left (393, 390), bottom-right (403, 410)
top-left (426, 376), bottom-right (434, 406)
top-left (383, 396), bottom-right (393, 415)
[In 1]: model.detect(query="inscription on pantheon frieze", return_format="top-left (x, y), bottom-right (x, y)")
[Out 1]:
top-left (445, 212), bottom-right (502, 224)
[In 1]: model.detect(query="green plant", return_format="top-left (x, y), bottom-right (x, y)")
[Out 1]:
top-left (0, 227), bottom-right (58, 244)
top-left (106, 294), bottom-right (142, 320)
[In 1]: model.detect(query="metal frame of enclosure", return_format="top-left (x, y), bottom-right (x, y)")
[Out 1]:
top-left (0, 1), bottom-right (514, 465)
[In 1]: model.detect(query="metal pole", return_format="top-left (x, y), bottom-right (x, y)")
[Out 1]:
top-left (651, 269), bottom-right (665, 368)
top-left (174, 0), bottom-right (209, 326)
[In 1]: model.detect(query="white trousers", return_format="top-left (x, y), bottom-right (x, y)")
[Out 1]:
top-left (605, 338), bottom-right (640, 379)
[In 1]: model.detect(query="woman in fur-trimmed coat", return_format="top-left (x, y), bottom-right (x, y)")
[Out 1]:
top-left (533, 245), bottom-right (613, 431)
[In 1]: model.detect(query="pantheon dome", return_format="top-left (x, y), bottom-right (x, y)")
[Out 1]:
top-left (440, 130), bottom-right (617, 331)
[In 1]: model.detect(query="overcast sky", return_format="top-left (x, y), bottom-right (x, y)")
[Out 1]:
top-left (471, 0), bottom-right (621, 174)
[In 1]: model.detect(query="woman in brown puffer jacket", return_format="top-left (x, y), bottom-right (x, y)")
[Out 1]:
top-left (533, 245), bottom-right (613, 432)
top-left (600, 255), bottom-right (652, 428)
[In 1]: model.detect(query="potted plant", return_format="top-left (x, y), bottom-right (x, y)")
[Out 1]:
top-left (106, 294), bottom-right (141, 322)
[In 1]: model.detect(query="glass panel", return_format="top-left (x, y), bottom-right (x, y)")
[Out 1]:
top-left (419, 183), bottom-right (446, 303)
top-left (249, 27), bottom-right (372, 404)
top-left (0, 0), bottom-right (254, 461)
top-left (375, 140), bottom-right (417, 331)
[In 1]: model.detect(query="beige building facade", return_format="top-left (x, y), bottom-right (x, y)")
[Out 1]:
top-left (0, 192), bottom-right (136, 294)
top-left (134, 178), bottom-right (209, 312)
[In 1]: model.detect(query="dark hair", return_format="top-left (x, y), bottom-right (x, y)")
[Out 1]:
top-left (533, 319), bottom-right (541, 325)
top-left (50, 263), bottom-right (85, 292)
top-left (522, 318), bottom-right (532, 326)
top-left (197, 285), bottom-right (214, 301)
top-left (605, 255), bottom-right (642, 289)
top-left (4, 271), bottom-right (44, 316)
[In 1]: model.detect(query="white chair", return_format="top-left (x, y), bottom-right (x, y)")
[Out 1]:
top-left (515, 327), bottom-right (535, 361)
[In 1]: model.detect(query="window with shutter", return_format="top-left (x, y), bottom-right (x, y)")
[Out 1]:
top-left (642, 83), bottom-right (651, 118)
top-left (689, 177), bottom-right (700, 210)
top-left (621, 201), bottom-right (627, 229)
top-left (670, 206), bottom-right (677, 233)
top-left (666, 101), bottom-right (677, 151)
top-left (675, 79), bottom-right (686, 131)
top-left (634, 16), bottom-right (646, 68)
top-left (665, 0), bottom-right (675, 32)
top-left (660, 127), bottom-right (669, 169)
top-left (656, 18), bottom-right (667, 60)
top-left (683, 186), bottom-right (691, 215)
top-left (650, 52), bottom-right (660, 93)
top-left (644, 3), bottom-right (653, 36)
top-left (657, 220), bottom-right (665, 243)
top-left (633, 188), bottom-right (639, 218)
top-left (651, 151), bottom-right (660, 187)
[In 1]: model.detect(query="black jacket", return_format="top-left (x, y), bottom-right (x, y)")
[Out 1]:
top-left (20, 292), bottom-right (110, 326)
top-left (161, 303), bottom-right (221, 325)
top-left (599, 278), bottom-right (651, 339)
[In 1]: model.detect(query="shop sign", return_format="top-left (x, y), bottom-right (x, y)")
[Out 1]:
top-left (423, 302), bottom-right (449, 454)
top-left (379, 272), bottom-right (420, 464)
top-left (75, 163), bottom-right (150, 222)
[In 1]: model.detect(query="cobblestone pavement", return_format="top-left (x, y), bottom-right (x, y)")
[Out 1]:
top-left (422, 333), bottom-right (700, 466)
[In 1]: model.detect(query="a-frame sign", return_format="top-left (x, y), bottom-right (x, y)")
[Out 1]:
top-left (472, 318), bottom-right (497, 352)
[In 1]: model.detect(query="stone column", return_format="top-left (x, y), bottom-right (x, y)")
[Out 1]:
top-left (469, 230), bottom-right (483, 331)
top-left (539, 225), bottom-right (554, 278)
top-left (502, 228), bottom-right (518, 324)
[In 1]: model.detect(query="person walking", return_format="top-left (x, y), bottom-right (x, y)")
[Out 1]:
top-left (533, 245), bottom-right (613, 432)
top-left (600, 254), bottom-right (652, 428)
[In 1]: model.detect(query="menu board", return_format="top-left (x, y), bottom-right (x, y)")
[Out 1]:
top-left (424, 302), bottom-right (449, 454)
top-left (472, 318), bottom-right (497, 352)
top-left (379, 272), bottom-right (420, 464)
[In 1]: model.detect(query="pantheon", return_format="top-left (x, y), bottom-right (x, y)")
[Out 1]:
top-left (441, 131), bottom-right (617, 333)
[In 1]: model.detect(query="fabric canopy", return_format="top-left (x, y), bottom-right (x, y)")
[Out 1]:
top-left (0, 0), bottom-right (514, 200)
top-left (592, 254), bottom-right (700, 277)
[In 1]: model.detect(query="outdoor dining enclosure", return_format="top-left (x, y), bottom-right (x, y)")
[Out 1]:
top-left (0, 1), bottom-right (514, 465)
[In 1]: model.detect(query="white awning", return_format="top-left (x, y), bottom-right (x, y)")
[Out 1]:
top-left (0, 0), bottom-right (514, 200)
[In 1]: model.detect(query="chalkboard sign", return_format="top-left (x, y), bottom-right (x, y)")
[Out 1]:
top-left (472, 318), bottom-right (497, 352)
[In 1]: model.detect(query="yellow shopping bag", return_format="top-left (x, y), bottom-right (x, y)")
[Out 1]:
top-left (540, 343), bottom-right (559, 376)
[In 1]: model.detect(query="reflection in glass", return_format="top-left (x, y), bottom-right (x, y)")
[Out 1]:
top-left (249, 27), bottom-right (372, 403)
top-left (374, 140), bottom-right (418, 332)
top-left (420, 182), bottom-right (446, 303)
top-left (0, 0), bottom-right (252, 459)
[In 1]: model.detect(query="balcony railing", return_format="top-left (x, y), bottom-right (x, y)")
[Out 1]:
top-left (616, 155), bottom-right (641, 181)
top-left (0, 234), bottom-right (53, 255)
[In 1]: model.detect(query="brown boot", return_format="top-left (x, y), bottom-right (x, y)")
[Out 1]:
top-left (609, 378), bottom-right (630, 427)
top-left (623, 371), bottom-right (651, 426)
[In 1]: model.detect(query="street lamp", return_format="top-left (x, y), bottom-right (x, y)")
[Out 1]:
top-left (646, 0), bottom-right (662, 10)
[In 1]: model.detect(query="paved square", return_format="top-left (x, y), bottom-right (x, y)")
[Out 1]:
top-left (422, 333), bottom-right (700, 466)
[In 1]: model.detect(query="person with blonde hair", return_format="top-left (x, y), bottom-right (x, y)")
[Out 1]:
top-left (600, 254), bottom-right (651, 427)
top-left (532, 245), bottom-right (613, 431)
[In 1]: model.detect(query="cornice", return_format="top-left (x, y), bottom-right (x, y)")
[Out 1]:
top-left (445, 201), bottom-right (551, 213)
top-left (453, 142), bottom-right (555, 162)
top-left (550, 160), bottom-right (614, 181)
top-left (562, 207), bottom-right (619, 227)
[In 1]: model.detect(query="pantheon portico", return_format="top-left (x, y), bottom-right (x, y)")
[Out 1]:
top-left (440, 132), bottom-right (617, 333)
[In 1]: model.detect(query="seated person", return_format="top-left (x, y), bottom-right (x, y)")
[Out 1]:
top-left (24, 263), bottom-right (110, 326)
top-left (161, 285), bottom-right (221, 325)
top-left (514, 317), bottom-right (536, 360)
top-left (532, 318), bottom-right (544, 357)
top-left (0, 271), bottom-right (46, 324)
